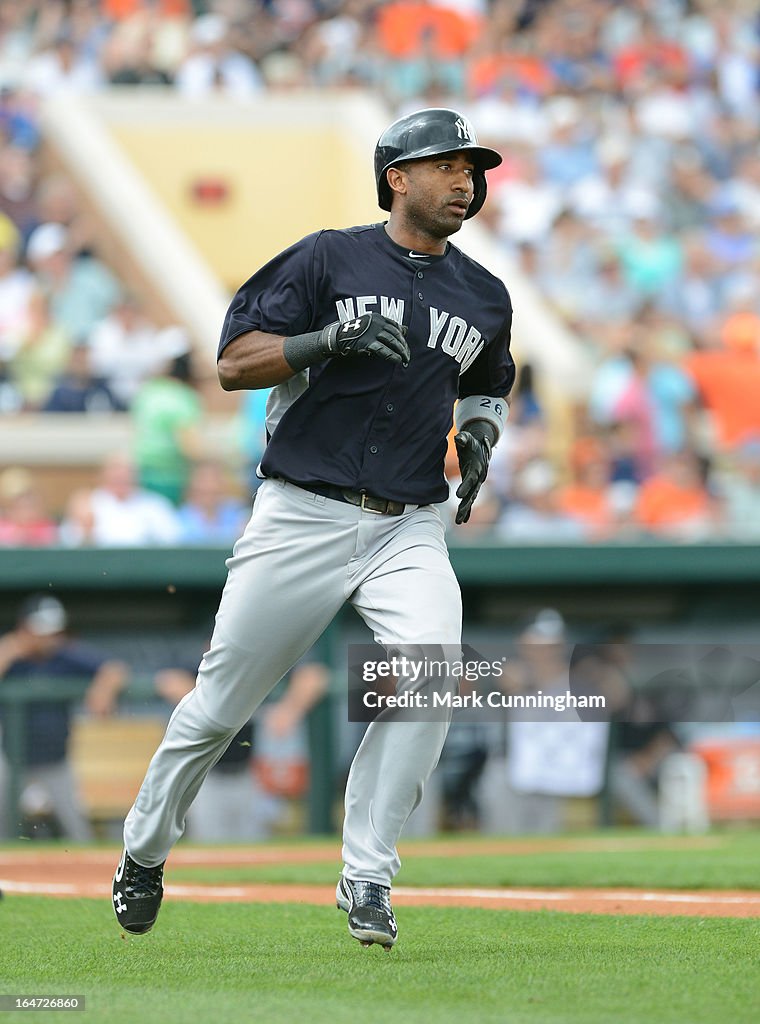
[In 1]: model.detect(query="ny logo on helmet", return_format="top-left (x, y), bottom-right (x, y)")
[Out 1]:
top-left (454, 118), bottom-right (474, 142)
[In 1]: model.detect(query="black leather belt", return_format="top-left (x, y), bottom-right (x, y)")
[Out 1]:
top-left (288, 480), bottom-right (406, 516)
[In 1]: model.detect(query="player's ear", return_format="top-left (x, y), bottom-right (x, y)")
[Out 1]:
top-left (386, 166), bottom-right (408, 201)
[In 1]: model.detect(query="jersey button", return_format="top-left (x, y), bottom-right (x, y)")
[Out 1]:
top-left (386, 403), bottom-right (394, 412)
top-left (369, 444), bottom-right (378, 454)
top-left (416, 271), bottom-right (424, 279)
top-left (418, 291), bottom-right (423, 300)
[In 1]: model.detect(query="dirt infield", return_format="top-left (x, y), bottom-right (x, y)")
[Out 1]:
top-left (1, 840), bottom-right (758, 918)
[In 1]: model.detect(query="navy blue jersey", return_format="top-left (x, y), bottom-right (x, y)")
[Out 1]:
top-left (1, 643), bottom-right (105, 766)
top-left (219, 223), bottom-right (515, 504)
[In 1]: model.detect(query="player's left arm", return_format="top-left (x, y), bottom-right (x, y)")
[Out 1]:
top-left (453, 306), bottom-right (515, 525)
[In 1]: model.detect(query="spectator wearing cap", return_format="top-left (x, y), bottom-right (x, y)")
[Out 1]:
top-left (59, 451), bottom-right (181, 547)
top-left (0, 467), bottom-right (58, 547)
top-left (26, 223), bottom-right (120, 345)
top-left (0, 595), bottom-right (128, 840)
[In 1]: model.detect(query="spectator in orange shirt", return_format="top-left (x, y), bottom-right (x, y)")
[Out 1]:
top-left (685, 318), bottom-right (760, 448)
top-left (613, 16), bottom-right (688, 92)
top-left (634, 451), bottom-right (716, 540)
top-left (103, 0), bottom-right (189, 18)
top-left (376, 0), bottom-right (480, 98)
top-left (559, 438), bottom-right (614, 539)
top-left (467, 44), bottom-right (554, 100)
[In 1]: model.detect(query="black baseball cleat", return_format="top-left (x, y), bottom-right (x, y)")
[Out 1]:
top-left (112, 848), bottom-right (165, 935)
top-left (336, 876), bottom-right (398, 949)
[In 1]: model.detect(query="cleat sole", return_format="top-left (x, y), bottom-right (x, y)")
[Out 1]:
top-left (348, 925), bottom-right (397, 946)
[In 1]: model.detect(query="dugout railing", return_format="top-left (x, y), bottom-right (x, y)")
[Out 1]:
top-left (2, 543), bottom-right (759, 840)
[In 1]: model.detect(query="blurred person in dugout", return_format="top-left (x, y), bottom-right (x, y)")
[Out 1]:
top-left (477, 610), bottom-right (612, 834)
top-left (0, 595), bottom-right (128, 840)
top-left (571, 623), bottom-right (683, 829)
top-left (153, 651), bottom-right (330, 841)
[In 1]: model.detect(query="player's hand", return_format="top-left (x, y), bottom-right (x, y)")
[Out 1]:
top-left (262, 701), bottom-right (299, 739)
top-left (454, 421), bottom-right (496, 524)
top-left (0, 630), bottom-right (36, 663)
top-left (324, 312), bottom-right (409, 366)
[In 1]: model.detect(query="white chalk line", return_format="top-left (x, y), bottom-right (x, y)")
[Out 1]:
top-left (2, 877), bottom-right (759, 909)
top-left (394, 886), bottom-right (760, 906)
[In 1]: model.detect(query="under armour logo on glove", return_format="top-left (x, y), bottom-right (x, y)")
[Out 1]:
top-left (113, 891), bottom-right (127, 914)
top-left (325, 312), bottom-right (410, 366)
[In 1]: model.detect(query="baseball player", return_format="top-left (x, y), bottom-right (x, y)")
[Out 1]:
top-left (112, 108), bottom-right (515, 949)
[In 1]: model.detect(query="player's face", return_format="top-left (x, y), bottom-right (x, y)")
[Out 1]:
top-left (400, 152), bottom-right (476, 238)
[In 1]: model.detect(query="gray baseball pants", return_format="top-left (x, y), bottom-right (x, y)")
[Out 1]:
top-left (124, 477), bottom-right (461, 886)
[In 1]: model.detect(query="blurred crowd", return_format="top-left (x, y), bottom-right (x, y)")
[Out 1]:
top-left (1, 0), bottom-right (760, 544)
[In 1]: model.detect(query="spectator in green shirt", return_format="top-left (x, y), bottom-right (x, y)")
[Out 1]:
top-left (132, 333), bottom-right (204, 506)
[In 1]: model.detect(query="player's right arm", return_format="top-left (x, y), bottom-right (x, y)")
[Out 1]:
top-left (217, 232), bottom-right (409, 392)
top-left (218, 315), bottom-right (409, 392)
top-left (218, 330), bottom-right (293, 390)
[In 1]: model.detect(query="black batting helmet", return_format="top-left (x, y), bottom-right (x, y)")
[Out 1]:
top-left (374, 108), bottom-right (502, 220)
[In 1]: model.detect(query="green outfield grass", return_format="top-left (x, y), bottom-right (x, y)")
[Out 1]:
top-left (167, 830), bottom-right (760, 891)
top-left (1, 895), bottom-right (759, 1024)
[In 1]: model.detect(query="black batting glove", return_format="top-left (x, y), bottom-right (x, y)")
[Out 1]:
top-left (454, 420), bottom-right (497, 524)
top-left (324, 312), bottom-right (409, 366)
top-left (283, 312), bottom-right (409, 373)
